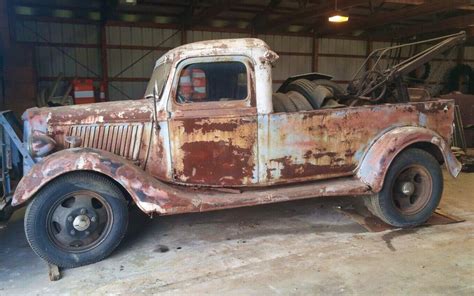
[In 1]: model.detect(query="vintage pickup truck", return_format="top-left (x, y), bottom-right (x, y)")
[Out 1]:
top-left (1, 34), bottom-right (463, 268)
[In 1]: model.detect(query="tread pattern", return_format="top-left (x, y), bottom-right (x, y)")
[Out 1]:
top-left (287, 91), bottom-right (313, 111)
top-left (272, 93), bottom-right (287, 112)
top-left (287, 79), bottom-right (322, 109)
top-left (273, 92), bottom-right (298, 112)
top-left (312, 79), bottom-right (345, 95)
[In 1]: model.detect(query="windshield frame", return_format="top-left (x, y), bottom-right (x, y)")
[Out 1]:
top-left (144, 60), bottom-right (172, 101)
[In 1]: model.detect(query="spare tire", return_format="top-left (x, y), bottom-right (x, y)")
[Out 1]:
top-left (272, 92), bottom-right (297, 112)
top-left (272, 93), bottom-right (287, 112)
top-left (287, 91), bottom-right (313, 111)
top-left (287, 79), bottom-right (322, 109)
top-left (312, 79), bottom-right (345, 96)
top-left (314, 85), bottom-right (335, 107)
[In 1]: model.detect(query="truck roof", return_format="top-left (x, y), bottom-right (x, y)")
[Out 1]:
top-left (156, 38), bottom-right (278, 67)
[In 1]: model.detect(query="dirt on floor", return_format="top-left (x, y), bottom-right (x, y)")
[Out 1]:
top-left (0, 170), bottom-right (473, 295)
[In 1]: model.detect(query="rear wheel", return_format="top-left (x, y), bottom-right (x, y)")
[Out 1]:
top-left (25, 172), bottom-right (128, 268)
top-left (366, 148), bottom-right (443, 228)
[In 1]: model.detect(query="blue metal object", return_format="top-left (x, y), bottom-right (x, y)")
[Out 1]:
top-left (0, 110), bottom-right (35, 216)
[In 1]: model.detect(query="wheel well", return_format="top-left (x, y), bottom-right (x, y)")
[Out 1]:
top-left (403, 142), bottom-right (444, 164)
top-left (45, 170), bottom-right (135, 205)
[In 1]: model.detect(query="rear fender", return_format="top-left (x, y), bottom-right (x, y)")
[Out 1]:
top-left (356, 126), bottom-right (461, 193)
top-left (11, 148), bottom-right (180, 214)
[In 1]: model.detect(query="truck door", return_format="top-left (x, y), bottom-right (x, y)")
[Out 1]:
top-left (168, 56), bottom-right (258, 186)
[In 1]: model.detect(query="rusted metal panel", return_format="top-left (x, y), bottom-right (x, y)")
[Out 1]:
top-left (259, 100), bottom-right (456, 185)
top-left (11, 148), bottom-right (372, 215)
top-left (357, 126), bottom-right (462, 192)
top-left (22, 99), bottom-right (155, 167)
top-left (145, 120), bottom-right (172, 181)
top-left (169, 114), bottom-right (258, 186)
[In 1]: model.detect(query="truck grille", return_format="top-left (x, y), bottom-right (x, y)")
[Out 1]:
top-left (66, 123), bottom-right (145, 161)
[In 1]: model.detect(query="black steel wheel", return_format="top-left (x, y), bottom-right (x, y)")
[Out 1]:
top-left (391, 165), bottom-right (433, 216)
top-left (366, 148), bottom-right (443, 228)
top-left (25, 172), bottom-right (128, 268)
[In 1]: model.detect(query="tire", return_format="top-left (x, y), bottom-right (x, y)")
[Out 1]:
top-left (287, 91), bottom-right (313, 111)
top-left (272, 93), bottom-right (287, 112)
top-left (274, 92), bottom-right (298, 112)
top-left (366, 148), bottom-right (443, 228)
top-left (24, 172), bottom-right (129, 268)
top-left (312, 79), bottom-right (345, 96)
top-left (287, 79), bottom-right (321, 109)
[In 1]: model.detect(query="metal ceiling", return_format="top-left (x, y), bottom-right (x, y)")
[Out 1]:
top-left (10, 0), bottom-right (474, 39)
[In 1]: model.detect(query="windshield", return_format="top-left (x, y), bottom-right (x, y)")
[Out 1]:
top-left (144, 61), bottom-right (172, 100)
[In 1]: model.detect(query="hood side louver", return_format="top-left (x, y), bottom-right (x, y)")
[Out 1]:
top-left (65, 123), bottom-right (145, 161)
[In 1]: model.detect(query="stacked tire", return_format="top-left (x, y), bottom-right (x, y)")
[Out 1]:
top-left (273, 79), bottom-right (345, 112)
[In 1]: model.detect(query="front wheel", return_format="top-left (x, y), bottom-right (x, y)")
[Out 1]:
top-left (366, 148), bottom-right (443, 228)
top-left (24, 172), bottom-right (129, 268)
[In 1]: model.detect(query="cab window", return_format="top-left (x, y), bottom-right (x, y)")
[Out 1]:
top-left (176, 61), bottom-right (248, 104)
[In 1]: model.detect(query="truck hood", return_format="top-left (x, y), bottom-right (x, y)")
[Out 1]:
top-left (22, 99), bottom-right (154, 134)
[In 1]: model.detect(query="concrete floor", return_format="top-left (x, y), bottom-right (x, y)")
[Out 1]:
top-left (0, 170), bottom-right (473, 295)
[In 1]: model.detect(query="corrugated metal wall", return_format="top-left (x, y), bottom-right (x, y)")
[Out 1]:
top-left (106, 26), bottom-right (181, 100)
top-left (15, 20), bottom-right (101, 98)
top-left (14, 19), bottom-right (474, 102)
top-left (464, 46), bottom-right (474, 68)
top-left (318, 38), bottom-right (367, 89)
top-left (14, 21), bottom-right (322, 100)
top-left (258, 34), bottom-right (313, 90)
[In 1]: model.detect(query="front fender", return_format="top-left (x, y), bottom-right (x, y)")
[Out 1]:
top-left (356, 126), bottom-right (462, 193)
top-left (12, 148), bottom-right (182, 214)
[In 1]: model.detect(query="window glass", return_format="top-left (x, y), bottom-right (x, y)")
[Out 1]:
top-left (176, 61), bottom-right (248, 103)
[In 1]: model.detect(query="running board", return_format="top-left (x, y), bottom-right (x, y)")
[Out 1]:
top-left (159, 177), bottom-right (372, 215)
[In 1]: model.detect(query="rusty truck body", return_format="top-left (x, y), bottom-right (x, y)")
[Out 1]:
top-left (1, 36), bottom-right (462, 267)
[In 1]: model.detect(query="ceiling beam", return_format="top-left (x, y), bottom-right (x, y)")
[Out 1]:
top-left (250, 0), bottom-right (282, 31)
top-left (316, 0), bottom-right (470, 35)
top-left (191, 0), bottom-right (234, 25)
top-left (255, 0), bottom-right (369, 33)
top-left (377, 13), bottom-right (474, 39)
top-left (383, 0), bottom-right (424, 4)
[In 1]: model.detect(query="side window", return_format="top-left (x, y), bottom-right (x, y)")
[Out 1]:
top-left (176, 61), bottom-right (248, 103)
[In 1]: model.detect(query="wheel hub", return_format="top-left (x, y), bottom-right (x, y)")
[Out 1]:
top-left (400, 181), bottom-right (415, 196)
top-left (392, 165), bottom-right (433, 215)
top-left (47, 191), bottom-right (112, 251)
top-left (72, 214), bottom-right (91, 231)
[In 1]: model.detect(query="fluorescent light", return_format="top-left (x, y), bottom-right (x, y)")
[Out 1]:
top-left (15, 6), bottom-right (34, 15)
top-left (329, 14), bottom-right (349, 23)
top-left (53, 9), bottom-right (73, 18)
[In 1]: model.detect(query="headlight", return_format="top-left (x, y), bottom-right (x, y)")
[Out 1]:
top-left (28, 132), bottom-right (56, 158)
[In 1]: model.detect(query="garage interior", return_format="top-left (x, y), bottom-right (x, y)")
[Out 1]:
top-left (0, 0), bottom-right (473, 294)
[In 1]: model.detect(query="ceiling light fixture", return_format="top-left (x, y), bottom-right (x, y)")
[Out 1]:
top-left (328, 0), bottom-right (349, 23)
